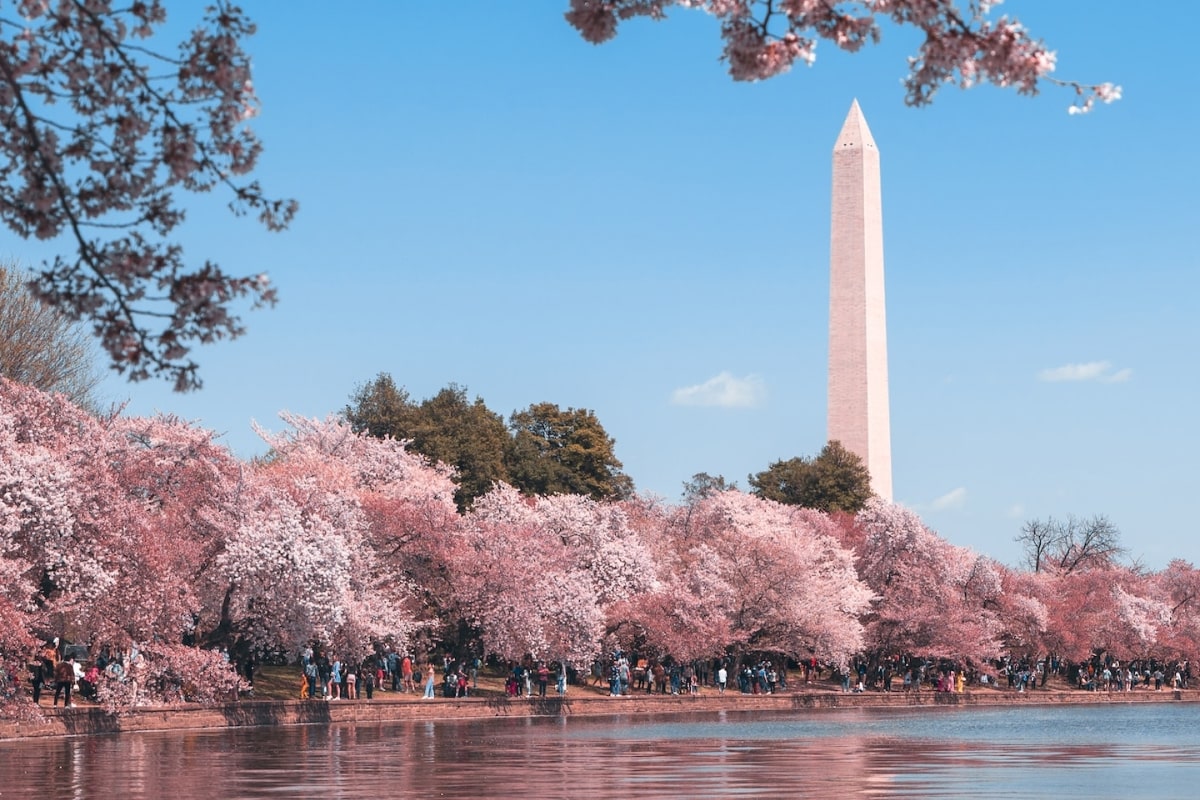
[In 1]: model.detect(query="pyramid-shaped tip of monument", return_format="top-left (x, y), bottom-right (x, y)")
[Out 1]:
top-left (833, 99), bottom-right (877, 152)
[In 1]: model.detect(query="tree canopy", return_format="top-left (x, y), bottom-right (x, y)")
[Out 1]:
top-left (344, 374), bottom-right (633, 509)
top-left (506, 402), bottom-right (634, 502)
top-left (0, 262), bottom-right (101, 409)
top-left (748, 440), bottom-right (873, 513)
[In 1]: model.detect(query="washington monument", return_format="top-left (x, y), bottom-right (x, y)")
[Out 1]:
top-left (828, 100), bottom-right (893, 501)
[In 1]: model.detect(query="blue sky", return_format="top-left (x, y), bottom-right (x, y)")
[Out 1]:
top-left (9, 2), bottom-right (1196, 569)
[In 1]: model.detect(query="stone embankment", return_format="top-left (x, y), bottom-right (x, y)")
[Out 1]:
top-left (3, 686), bottom-right (1195, 741)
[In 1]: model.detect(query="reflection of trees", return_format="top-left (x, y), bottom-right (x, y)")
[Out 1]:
top-left (0, 712), bottom-right (1186, 797)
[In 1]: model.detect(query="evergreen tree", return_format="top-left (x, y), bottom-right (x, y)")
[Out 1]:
top-left (506, 403), bottom-right (633, 501)
top-left (749, 440), bottom-right (872, 513)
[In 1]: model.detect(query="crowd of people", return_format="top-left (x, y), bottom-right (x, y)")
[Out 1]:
top-left (297, 646), bottom-right (488, 702)
top-left (24, 638), bottom-right (104, 707)
top-left (596, 652), bottom-right (817, 697)
top-left (19, 637), bottom-right (1197, 709)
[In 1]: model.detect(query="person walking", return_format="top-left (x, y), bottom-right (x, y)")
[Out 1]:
top-left (29, 656), bottom-right (48, 705)
top-left (52, 657), bottom-right (75, 707)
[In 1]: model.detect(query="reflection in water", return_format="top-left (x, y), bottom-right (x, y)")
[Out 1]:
top-left (5, 705), bottom-right (1200, 798)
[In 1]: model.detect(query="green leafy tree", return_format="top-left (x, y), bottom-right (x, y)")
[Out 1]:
top-left (343, 372), bottom-right (414, 440)
top-left (346, 379), bottom-right (633, 506)
top-left (748, 440), bottom-right (872, 514)
top-left (344, 374), bottom-right (508, 511)
top-left (407, 386), bottom-right (510, 510)
top-left (506, 402), bottom-right (633, 501)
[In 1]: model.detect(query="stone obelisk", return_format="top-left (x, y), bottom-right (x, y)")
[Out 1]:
top-left (828, 99), bottom-right (893, 501)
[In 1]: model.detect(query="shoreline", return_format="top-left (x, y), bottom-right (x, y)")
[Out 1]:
top-left (4, 685), bottom-right (1196, 741)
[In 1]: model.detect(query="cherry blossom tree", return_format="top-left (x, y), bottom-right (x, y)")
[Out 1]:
top-left (451, 513), bottom-right (605, 668)
top-left (1032, 565), bottom-right (1146, 664)
top-left (993, 566), bottom-right (1052, 659)
top-left (449, 484), bottom-right (656, 667)
top-left (1030, 563), bottom-right (1195, 667)
top-left (105, 414), bottom-right (245, 641)
top-left (0, 378), bottom-right (245, 711)
top-left (853, 498), bottom-right (1003, 663)
top-left (0, 1), bottom-right (296, 391)
top-left (217, 414), bottom-right (460, 660)
top-left (0, 399), bottom-right (51, 685)
top-left (0, 379), bottom-right (127, 642)
top-left (565, 0), bottom-right (1120, 113)
top-left (617, 490), bottom-right (872, 667)
top-left (1149, 560), bottom-right (1200, 663)
top-left (471, 486), bottom-right (657, 605)
top-left (1111, 582), bottom-right (1173, 658)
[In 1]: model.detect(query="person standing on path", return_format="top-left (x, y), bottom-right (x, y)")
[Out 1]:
top-left (329, 657), bottom-right (342, 700)
top-left (537, 663), bottom-right (550, 697)
top-left (304, 658), bottom-right (318, 699)
top-left (401, 655), bottom-right (414, 693)
top-left (361, 659), bottom-right (375, 700)
top-left (423, 663), bottom-right (436, 699)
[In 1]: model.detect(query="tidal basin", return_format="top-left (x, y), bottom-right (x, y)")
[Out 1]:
top-left (6, 703), bottom-right (1200, 798)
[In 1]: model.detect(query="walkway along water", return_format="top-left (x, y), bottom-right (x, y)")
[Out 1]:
top-left (3, 684), bottom-right (1196, 741)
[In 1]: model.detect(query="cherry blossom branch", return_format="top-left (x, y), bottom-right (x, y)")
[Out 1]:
top-left (565, 0), bottom-right (1119, 114)
top-left (0, 1), bottom-right (297, 391)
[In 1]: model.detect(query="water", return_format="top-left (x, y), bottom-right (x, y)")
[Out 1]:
top-left (5, 704), bottom-right (1199, 798)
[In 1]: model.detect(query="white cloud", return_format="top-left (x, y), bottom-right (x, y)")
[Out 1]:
top-left (671, 371), bottom-right (766, 408)
top-left (1006, 504), bottom-right (1025, 519)
top-left (931, 487), bottom-right (967, 510)
top-left (1037, 360), bottom-right (1132, 383)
